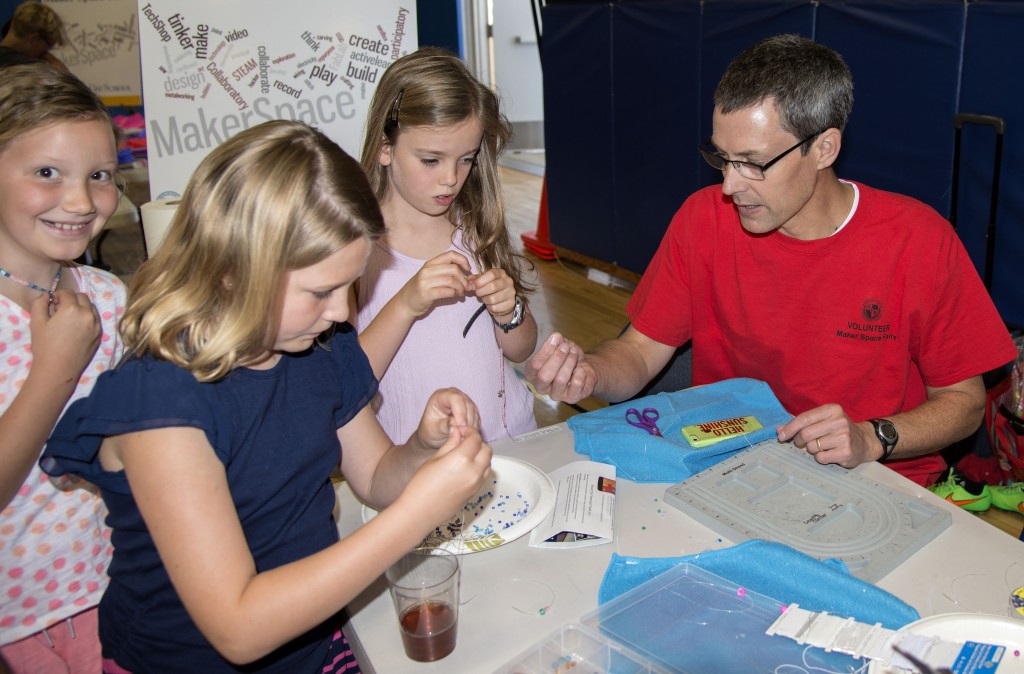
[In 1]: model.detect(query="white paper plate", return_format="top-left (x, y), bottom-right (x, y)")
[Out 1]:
top-left (361, 455), bottom-right (555, 554)
top-left (867, 612), bottom-right (1024, 673)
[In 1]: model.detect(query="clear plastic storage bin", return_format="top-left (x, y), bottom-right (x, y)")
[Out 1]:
top-left (579, 563), bottom-right (865, 673)
top-left (495, 623), bottom-right (670, 674)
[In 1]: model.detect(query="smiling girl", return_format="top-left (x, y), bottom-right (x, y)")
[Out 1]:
top-left (0, 63), bottom-right (125, 673)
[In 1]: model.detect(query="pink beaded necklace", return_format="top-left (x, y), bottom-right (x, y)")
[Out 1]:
top-left (0, 265), bottom-right (62, 304)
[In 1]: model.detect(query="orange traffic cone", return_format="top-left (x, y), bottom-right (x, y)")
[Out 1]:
top-left (520, 174), bottom-right (556, 260)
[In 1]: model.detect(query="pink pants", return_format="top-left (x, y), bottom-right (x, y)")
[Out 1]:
top-left (0, 607), bottom-right (101, 674)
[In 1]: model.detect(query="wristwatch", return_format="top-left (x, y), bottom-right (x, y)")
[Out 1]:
top-left (492, 296), bottom-right (525, 333)
top-left (868, 418), bottom-right (898, 461)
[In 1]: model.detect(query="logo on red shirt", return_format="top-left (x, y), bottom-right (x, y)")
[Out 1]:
top-left (862, 299), bottom-right (882, 321)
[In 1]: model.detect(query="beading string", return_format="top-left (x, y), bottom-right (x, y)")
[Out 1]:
top-left (498, 342), bottom-right (514, 441)
top-left (0, 266), bottom-right (61, 304)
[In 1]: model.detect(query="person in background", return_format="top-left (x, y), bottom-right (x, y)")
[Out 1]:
top-left (0, 63), bottom-right (125, 673)
top-left (355, 47), bottom-right (539, 443)
top-left (40, 120), bottom-right (492, 674)
top-left (526, 34), bottom-right (1017, 487)
top-left (0, 2), bottom-right (67, 69)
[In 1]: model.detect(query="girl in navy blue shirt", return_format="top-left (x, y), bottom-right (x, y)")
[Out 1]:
top-left (42, 120), bottom-right (493, 673)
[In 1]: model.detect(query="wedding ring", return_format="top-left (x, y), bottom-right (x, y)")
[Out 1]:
top-left (815, 437), bottom-right (822, 452)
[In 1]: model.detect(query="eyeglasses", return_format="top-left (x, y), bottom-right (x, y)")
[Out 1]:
top-left (383, 88), bottom-right (404, 135)
top-left (699, 131), bottom-right (824, 181)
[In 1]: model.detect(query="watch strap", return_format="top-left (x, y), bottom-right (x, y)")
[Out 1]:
top-left (492, 296), bottom-right (524, 333)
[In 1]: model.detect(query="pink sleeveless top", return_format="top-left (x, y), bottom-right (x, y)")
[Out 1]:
top-left (356, 230), bottom-right (536, 443)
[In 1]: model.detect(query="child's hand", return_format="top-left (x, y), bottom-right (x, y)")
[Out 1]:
top-left (467, 268), bottom-right (517, 320)
top-left (416, 387), bottom-right (480, 448)
top-left (403, 425), bottom-right (492, 525)
top-left (29, 290), bottom-right (102, 386)
top-left (399, 251), bottom-right (472, 317)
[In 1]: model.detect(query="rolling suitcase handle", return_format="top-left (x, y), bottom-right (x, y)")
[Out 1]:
top-left (950, 112), bottom-right (1005, 292)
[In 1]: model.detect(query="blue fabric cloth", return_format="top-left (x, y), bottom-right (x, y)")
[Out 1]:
top-left (599, 540), bottom-right (920, 631)
top-left (41, 327), bottom-right (377, 674)
top-left (568, 378), bottom-right (792, 483)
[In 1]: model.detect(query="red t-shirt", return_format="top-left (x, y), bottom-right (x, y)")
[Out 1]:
top-left (628, 182), bottom-right (1017, 486)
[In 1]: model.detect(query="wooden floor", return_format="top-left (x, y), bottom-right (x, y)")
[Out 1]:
top-left (96, 165), bottom-right (1024, 541)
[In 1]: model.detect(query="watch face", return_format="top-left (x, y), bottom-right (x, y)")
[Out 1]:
top-left (508, 297), bottom-right (524, 325)
top-left (877, 420), bottom-right (897, 442)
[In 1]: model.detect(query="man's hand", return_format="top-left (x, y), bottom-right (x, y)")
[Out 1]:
top-left (776, 403), bottom-right (880, 468)
top-left (524, 333), bottom-right (594, 403)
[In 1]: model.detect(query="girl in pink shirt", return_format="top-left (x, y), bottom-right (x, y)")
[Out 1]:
top-left (0, 63), bottom-right (126, 674)
top-left (355, 47), bottom-right (538, 444)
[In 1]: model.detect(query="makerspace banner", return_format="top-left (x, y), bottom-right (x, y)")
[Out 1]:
top-left (136, 0), bottom-right (416, 199)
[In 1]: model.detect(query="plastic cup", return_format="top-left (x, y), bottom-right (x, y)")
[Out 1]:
top-left (385, 548), bottom-right (460, 662)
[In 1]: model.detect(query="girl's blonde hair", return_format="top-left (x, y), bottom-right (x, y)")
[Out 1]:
top-left (361, 47), bottom-right (534, 295)
top-left (122, 120), bottom-right (385, 381)
top-left (0, 63), bottom-right (117, 157)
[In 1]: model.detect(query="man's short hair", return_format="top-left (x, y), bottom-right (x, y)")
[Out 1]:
top-left (714, 34), bottom-right (853, 142)
top-left (10, 3), bottom-right (64, 48)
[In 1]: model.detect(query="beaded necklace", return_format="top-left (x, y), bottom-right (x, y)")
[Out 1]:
top-left (0, 266), bottom-right (62, 304)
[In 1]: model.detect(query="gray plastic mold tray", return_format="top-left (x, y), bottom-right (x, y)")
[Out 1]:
top-left (663, 439), bottom-right (951, 583)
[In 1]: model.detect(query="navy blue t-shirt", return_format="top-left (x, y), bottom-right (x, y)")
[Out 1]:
top-left (42, 327), bottom-right (376, 673)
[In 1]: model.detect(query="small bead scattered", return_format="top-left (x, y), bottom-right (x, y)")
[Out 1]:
top-left (737, 587), bottom-right (746, 598)
top-left (539, 608), bottom-right (546, 616)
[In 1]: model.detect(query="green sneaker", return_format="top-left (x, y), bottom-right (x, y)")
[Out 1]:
top-left (927, 469), bottom-right (992, 512)
top-left (990, 482), bottom-right (1024, 515)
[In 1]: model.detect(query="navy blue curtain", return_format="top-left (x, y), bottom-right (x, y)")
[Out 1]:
top-left (543, 3), bottom-right (618, 263)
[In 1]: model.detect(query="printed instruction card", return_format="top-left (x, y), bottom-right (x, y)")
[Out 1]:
top-left (529, 461), bottom-right (616, 549)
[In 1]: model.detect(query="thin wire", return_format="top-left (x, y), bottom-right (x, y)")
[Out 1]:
top-left (564, 571), bottom-right (585, 597)
top-left (504, 578), bottom-right (556, 616)
top-left (657, 578), bottom-right (759, 619)
top-left (927, 573), bottom-right (940, 615)
top-left (947, 571), bottom-right (985, 608)
top-left (498, 341), bottom-right (511, 441)
top-left (1004, 560), bottom-right (1022, 591)
top-left (770, 644), bottom-right (869, 674)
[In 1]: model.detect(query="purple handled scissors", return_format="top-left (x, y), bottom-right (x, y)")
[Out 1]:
top-left (625, 407), bottom-right (662, 437)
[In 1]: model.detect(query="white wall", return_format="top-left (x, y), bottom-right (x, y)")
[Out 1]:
top-left (463, 0), bottom-right (544, 149)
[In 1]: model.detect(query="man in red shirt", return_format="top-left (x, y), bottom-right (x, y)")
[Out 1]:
top-left (526, 34), bottom-right (1017, 486)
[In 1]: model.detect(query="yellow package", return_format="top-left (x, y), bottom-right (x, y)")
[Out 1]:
top-left (682, 415), bottom-right (764, 448)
